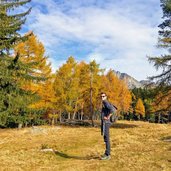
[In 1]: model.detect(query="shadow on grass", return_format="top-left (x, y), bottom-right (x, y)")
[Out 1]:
top-left (161, 136), bottom-right (171, 142)
top-left (54, 151), bottom-right (100, 160)
top-left (110, 123), bottom-right (138, 129)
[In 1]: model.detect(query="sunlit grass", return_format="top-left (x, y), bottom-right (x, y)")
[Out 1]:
top-left (0, 121), bottom-right (171, 171)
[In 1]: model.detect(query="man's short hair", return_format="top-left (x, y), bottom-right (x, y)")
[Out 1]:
top-left (101, 92), bottom-right (107, 96)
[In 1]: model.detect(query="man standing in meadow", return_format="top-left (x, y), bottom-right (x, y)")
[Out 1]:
top-left (100, 92), bottom-right (113, 160)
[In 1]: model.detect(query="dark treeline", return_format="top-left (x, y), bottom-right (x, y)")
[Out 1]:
top-left (123, 88), bottom-right (171, 123)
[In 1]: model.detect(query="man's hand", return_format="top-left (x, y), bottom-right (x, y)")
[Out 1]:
top-left (104, 114), bottom-right (112, 120)
top-left (104, 116), bottom-right (108, 120)
top-left (104, 116), bottom-right (110, 120)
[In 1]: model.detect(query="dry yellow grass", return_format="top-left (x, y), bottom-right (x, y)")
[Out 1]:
top-left (0, 121), bottom-right (171, 171)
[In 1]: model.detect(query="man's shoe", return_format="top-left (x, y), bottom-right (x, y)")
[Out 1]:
top-left (100, 154), bottom-right (106, 158)
top-left (101, 154), bottom-right (111, 160)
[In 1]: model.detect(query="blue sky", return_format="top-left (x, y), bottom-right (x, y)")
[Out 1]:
top-left (23, 0), bottom-right (164, 81)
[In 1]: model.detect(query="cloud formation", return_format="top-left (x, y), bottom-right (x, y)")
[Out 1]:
top-left (25, 0), bottom-right (163, 81)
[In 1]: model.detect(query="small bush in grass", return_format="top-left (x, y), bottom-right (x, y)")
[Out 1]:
top-left (41, 144), bottom-right (49, 150)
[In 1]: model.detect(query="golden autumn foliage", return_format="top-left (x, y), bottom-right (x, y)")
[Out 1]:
top-left (53, 57), bottom-right (80, 119)
top-left (101, 70), bottom-right (132, 114)
top-left (87, 60), bottom-right (102, 119)
top-left (53, 59), bottom-right (132, 120)
top-left (15, 37), bottom-right (132, 120)
top-left (15, 33), bottom-right (54, 112)
top-left (76, 62), bottom-right (90, 118)
top-left (33, 79), bottom-right (56, 110)
top-left (15, 34), bottom-right (51, 78)
top-left (152, 90), bottom-right (171, 113)
top-left (53, 58), bottom-right (103, 120)
top-left (135, 98), bottom-right (145, 117)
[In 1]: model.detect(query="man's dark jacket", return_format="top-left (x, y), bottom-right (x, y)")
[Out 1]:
top-left (101, 100), bottom-right (113, 118)
top-left (101, 100), bottom-right (113, 135)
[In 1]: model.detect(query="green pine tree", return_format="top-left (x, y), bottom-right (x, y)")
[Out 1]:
top-left (148, 0), bottom-right (171, 112)
top-left (0, 0), bottom-right (42, 128)
top-left (148, 0), bottom-right (171, 87)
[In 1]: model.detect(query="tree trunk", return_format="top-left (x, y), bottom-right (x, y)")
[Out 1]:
top-left (72, 99), bottom-right (78, 120)
top-left (158, 113), bottom-right (161, 123)
top-left (55, 117), bottom-right (57, 125)
top-left (90, 72), bottom-right (94, 127)
top-left (81, 103), bottom-right (84, 120)
top-left (72, 112), bottom-right (76, 120)
top-left (68, 112), bottom-right (71, 120)
top-left (59, 110), bottom-right (62, 123)
top-left (51, 117), bottom-right (55, 126)
top-left (18, 123), bottom-right (22, 129)
top-left (25, 122), bottom-right (28, 127)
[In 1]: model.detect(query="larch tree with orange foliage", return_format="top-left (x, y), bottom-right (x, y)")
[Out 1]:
top-left (152, 90), bottom-right (171, 123)
top-left (15, 33), bottom-right (55, 122)
top-left (135, 98), bottom-right (145, 119)
top-left (101, 70), bottom-right (132, 117)
top-left (53, 58), bottom-right (102, 124)
top-left (53, 57), bottom-right (80, 120)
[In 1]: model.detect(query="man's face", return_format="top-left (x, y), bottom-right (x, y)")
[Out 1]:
top-left (101, 94), bottom-right (107, 101)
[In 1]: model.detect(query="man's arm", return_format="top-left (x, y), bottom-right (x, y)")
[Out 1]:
top-left (103, 100), bottom-right (113, 120)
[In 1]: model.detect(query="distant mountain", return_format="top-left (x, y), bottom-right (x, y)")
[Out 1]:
top-left (112, 70), bottom-right (153, 89)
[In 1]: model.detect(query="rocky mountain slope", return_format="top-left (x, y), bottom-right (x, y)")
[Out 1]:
top-left (113, 70), bottom-right (152, 89)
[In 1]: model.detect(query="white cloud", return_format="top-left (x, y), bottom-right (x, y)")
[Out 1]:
top-left (48, 57), bottom-right (66, 73)
top-left (26, 0), bottom-right (163, 81)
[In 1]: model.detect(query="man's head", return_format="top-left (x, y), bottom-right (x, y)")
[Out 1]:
top-left (101, 92), bottom-right (107, 101)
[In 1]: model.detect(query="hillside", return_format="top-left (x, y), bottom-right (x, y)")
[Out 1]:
top-left (0, 121), bottom-right (171, 171)
top-left (113, 70), bottom-right (153, 89)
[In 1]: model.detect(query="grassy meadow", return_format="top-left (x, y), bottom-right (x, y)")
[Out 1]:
top-left (0, 121), bottom-right (171, 171)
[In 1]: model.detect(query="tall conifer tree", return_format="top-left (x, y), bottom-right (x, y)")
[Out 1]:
top-left (0, 0), bottom-right (41, 127)
top-left (148, 0), bottom-right (171, 111)
top-left (149, 0), bottom-right (171, 86)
